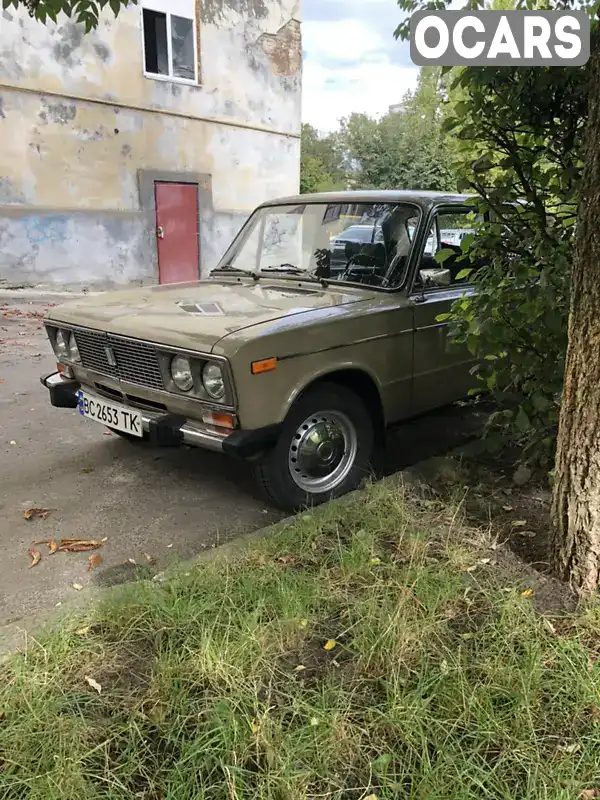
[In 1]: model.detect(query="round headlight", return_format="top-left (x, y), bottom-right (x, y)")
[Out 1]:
top-left (54, 329), bottom-right (70, 360)
top-left (202, 362), bottom-right (225, 401)
top-left (68, 332), bottom-right (81, 363)
top-left (171, 355), bottom-right (194, 392)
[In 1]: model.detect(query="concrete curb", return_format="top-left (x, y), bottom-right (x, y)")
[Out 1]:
top-left (0, 451), bottom-right (478, 660)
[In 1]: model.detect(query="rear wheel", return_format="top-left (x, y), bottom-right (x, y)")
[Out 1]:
top-left (253, 383), bottom-right (374, 511)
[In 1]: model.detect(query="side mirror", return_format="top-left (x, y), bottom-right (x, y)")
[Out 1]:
top-left (419, 268), bottom-right (451, 288)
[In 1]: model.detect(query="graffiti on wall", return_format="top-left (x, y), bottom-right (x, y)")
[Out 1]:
top-left (24, 215), bottom-right (68, 245)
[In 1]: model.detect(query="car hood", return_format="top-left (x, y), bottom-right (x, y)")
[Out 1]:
top-left (45, 279), bottom-right (373, 353)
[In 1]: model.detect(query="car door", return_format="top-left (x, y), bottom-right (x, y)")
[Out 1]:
top-left (409, 206), bottom-right (479, 415)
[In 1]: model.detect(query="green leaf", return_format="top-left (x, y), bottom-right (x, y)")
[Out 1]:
top-left (455, 268), bottom-right (473, 281)
top-left (372, 753), bottom-right (393, 774)
top-left (434, 248), bottom-right (455, 264)
top-left (436, 312), bottom-right (452, 322)
top-left (515, 407), bottom-right (531, 433)
top-left (466, 335), bottom-right (478, 355)
top-left (532, 393), bottom-right (549, 412)
top-left (453, 101), bottom-right (470, 118)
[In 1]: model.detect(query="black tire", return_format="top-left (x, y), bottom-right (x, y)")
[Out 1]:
top-left (253, 382), bottom-right (374, 512)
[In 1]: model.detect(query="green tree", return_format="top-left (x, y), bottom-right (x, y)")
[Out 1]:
top-left (339, 67), bottom-right (456, 190)
top-left (396, 0), bottom-right (600, 593)
top-left (300, 124), bottom-right (347, 194)
top-left (3, 0), bottom-right (135, 30)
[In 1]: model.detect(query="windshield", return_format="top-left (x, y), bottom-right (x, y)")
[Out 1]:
top-left (216, 202), bottom-right (421, 289)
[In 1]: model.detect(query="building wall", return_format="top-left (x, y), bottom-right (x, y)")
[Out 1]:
top-left (0, 0), bottom-right (302, 288)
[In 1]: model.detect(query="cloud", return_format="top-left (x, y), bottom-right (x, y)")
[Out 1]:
top-left (301, 0), bottom-right (420, 132)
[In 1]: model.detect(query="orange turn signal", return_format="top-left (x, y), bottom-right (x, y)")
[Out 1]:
top-left (57, 362), bottom-right (65, 373)
top-left (201, 410), bottom-right (236, 430)
top-left (251, 357), bottom-right (277, 375)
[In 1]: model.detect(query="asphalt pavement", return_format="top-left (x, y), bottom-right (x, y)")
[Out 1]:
top-left (0, 292), bottom-right (486, 640)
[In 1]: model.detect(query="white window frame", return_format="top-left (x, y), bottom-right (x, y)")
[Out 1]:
top-left (140, 0), bottom-right (199, 85)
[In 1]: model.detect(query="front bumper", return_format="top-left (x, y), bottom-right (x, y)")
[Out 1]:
top-left (40, 371), bottom-right (280, 458)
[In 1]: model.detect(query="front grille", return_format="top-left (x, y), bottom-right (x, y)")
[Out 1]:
top-left (74, 329), bottom-right (116, 377)
top-left (73, 329), bottom-right (165, 390)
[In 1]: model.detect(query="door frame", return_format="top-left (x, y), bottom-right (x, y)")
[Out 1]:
top-left (138, 169), bottom-right (213, 281)
top-left (406, 203), bottom-right (478, 413)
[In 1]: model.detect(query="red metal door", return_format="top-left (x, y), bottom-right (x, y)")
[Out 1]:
top-left (155, 182), bottom-right (199, 284)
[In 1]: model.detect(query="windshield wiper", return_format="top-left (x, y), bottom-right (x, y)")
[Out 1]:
top-left (260, 265), bottom-right (329, 287)
top-left (260, 264), bottom-right (303, 275)
top-left (211, 264), bottom-right (259, 280)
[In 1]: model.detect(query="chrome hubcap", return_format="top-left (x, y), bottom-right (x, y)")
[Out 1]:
top-left (288, 410), bottom-right (358, 494)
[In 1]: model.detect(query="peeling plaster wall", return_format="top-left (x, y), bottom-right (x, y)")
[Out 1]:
top-left (0, 0), bottom-right (301, 287)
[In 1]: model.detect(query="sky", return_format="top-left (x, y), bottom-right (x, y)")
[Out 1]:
top-left (301, 0), bottom-right (420, 132)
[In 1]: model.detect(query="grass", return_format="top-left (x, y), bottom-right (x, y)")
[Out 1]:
top-left (1, 480), bottom-right (600, 799)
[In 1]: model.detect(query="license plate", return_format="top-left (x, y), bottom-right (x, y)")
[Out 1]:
top-left (77, 390), bottom-right (143, 437)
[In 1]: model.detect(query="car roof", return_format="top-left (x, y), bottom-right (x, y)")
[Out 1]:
top-left (256, 190), bottom-right (474, 210)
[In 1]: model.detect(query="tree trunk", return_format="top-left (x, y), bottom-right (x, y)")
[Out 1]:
top-left (551, 30), bottom-right (600, 592)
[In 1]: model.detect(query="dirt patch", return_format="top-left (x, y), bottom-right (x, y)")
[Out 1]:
top-left (405, 454), bottom-right (577, 616)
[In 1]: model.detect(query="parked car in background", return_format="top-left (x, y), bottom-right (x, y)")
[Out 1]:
top-left (41, 190), bottom-right (481, 511)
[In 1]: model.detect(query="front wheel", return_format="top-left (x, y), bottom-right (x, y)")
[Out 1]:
top-left (253, 383), bottom-right (374, 511)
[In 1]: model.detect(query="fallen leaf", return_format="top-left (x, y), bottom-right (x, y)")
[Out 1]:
top-left (332, 659), bottom-right (340, 667)
top-left (511, 520), bottom-right (528, 528)
top-left (544, 618), bottom-right (557, 635)
top-left (310, 717), bottom-right (319, 726)
top-left (27, 547), bottom-right (41, 568)
top-left (72, 583), bottom-right (84, 591)
top-left (479, 558), bottom-right (491, 565)
top-left (84, 676), bottom-right (102, 695)
top-left (75, 626), bottom-right (91, 636)
top-left (57, 539), bottom-right (105, 552)
top-left (579, 790), bottom-right (600, 799)
top-left (294, 665), bottom-right (306, 673)
top-left (513, 465), bottom-right (532, 486)
top-left (521, 588), bottom-right (534, 599)
top-left (324, 639), bottom-right (337, 651)
top-left (23, 507), bottom-right (50, 521)
top-left (502, 504), bottom-right (514, 512)
top-left (127, 558), bottom-right (137, 565)
top-left (144, 553), bottom-right (156, 566)
top-left (558, 742), bottom-right (579, 753)
top-left (48, 539), bottom-right (58, 554)
top-left (249, 719), bottom-right (259, 734)
top-left (370, 557), bottom-right (381, 565)
top-left (81, 466), bottom-right (94, 474)
top-left (88, 554), bottom-right (102, 571)
top-left (440, 659), bottom-right (449, 675)
top-left (299, 619), bottom-right (308, 628)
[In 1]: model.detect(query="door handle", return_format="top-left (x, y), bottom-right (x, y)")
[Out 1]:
top-left (157, 225), bottom-right (164, 239)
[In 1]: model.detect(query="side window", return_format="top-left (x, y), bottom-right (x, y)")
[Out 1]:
top-left (416, 209), bottom-right (480, 292)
